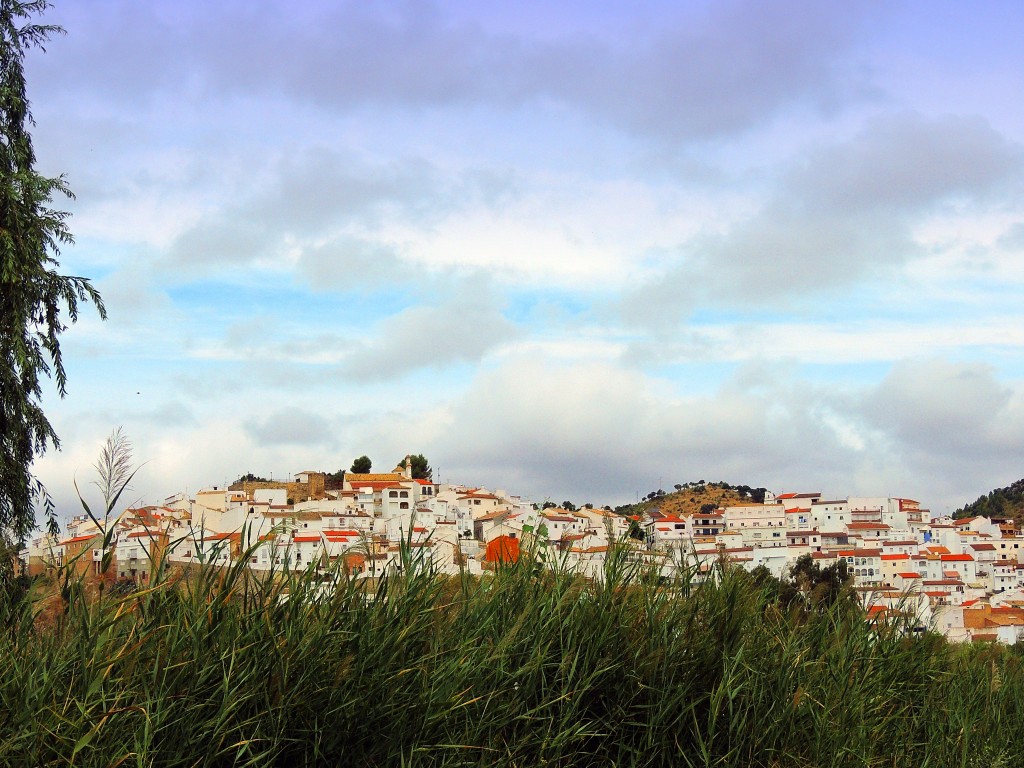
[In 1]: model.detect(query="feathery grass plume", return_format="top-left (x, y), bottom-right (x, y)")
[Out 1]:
top-left (90, 426), bottom-right (133, 513)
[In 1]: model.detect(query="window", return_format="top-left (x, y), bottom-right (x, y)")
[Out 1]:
top-left (400, 491), bottom-right (408, 498)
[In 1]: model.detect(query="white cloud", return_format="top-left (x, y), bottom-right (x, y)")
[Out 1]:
top-left (245, 407), bottom-right (337, 448)
top-left (416, 356), bottom-right (1024, 512)
top-left (427, 357), bottom-right (855, 504)
top-left (623, 112), bottom-right (1024, 323)
top-left (341, 288), bottom-right (519, 381)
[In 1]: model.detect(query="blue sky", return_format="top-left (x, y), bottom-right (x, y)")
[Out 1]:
top-left (22, 0), bottom-right (1024, 519)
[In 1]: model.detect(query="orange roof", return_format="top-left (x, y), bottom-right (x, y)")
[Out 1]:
top-left (203, 532), bottom-right (239, 542)
top-left (475, 510), bottom-right (508, 522)
top-left (941, 554), bottom-right (974, 562)
top-left (484, 535), bottom-right (520, 564)
top-left (353, 481), bottom-right (406, 491)
top-left (127, 530), bottom-right (160, 539)
top-left (59, 533), bottom-right (99, 545)
top-left (293, 535), bottom-right (320, 543)
top-left (561, 533), bottom-right (590, 542)
top-left (881, 554), bottom-right (909, 561)
top-left (896, 572), bottom-right (921, 579)
top-left (346, 473), bottom-right (404, 482)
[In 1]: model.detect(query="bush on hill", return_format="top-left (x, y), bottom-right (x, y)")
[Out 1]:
top-left (955, 478), bottom-right (1024, 520)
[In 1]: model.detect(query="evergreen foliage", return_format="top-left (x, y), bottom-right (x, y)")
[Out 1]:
top-left (955, 478), bottom-right (1024, 520)
top-left (0, 0), bottom-right (104, 543)
top-left (399, 453), bottom-right (432, 480)
top-left (349, 455), bottom-right (372, 474)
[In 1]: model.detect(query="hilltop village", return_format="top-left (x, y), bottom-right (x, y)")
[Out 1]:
top-left (21, 460), bottom-right (1024, 645)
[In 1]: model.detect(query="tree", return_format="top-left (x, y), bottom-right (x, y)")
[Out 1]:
top-left (350, 455), bottom-right (372, 474)
top-left (788, 553), bottom-right (853, 608)
top-left (1, 1), bottom-right (104, 543)
top-left (398, 454), bottom-right (432, 480)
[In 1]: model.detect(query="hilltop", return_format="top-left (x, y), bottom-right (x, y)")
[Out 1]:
top-left (614, 480), bottom-right (768, 519)
top-left (955, 478), bottom-right (1024, 520)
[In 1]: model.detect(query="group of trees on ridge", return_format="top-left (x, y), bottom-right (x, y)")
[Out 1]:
top-left (611, 480), bottom-right (770, 516)
top-left (232, 454), bottom-right (434, 490)
top-left (955, 478), bottom-right (1024, 520)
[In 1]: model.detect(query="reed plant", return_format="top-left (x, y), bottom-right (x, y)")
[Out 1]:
top-left (1, 539), bottom-right (1022, 767)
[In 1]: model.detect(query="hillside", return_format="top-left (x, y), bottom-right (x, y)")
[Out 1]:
top-left (614, 481), bottom-right (768, 519)
top-left (955, 478), bottom-right (1024, 520)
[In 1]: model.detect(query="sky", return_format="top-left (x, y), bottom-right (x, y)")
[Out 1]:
top-left (21, 0), bottom-right (1024, 522)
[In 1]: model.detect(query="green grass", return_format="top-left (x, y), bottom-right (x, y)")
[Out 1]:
top-left (2, 543), bottom-right (1023, 767)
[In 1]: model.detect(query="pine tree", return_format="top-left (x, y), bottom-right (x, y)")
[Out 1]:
top-left (1, 0), bottom-right (104, 543)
